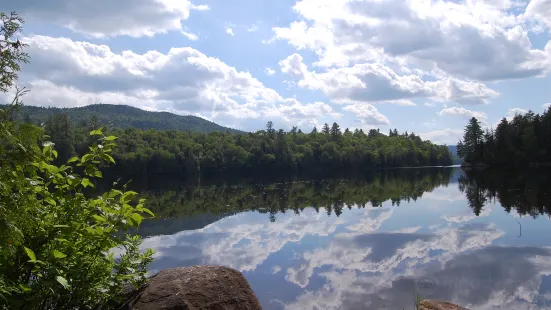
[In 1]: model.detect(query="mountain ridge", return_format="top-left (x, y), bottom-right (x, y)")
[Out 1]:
top-left (6, 104), bottom-right (244, 134)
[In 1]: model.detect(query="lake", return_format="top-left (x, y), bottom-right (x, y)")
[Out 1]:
top-left (135, 167), bottom-right (551, 309)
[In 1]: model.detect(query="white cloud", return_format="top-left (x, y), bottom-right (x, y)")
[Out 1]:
top-left (273, 0), bottom-right (551, 82)
top-left (382, 99), bottom-right (416, 106)
top-left (524, 0), bottom-right (551, 30)
top-left (272, 265), bottom-right (282, 274)
top-left (12, 35), bottom-right (331, 129)
top-left (343, 103), bottom-right (390, 126)
top-left (279, 53), bottom-right (308, 77)
top-left (419, 128), bottom-right (463, 145)
top-left (265, 68), bottom-right (276, 76)
top-left (263, 100), bottom-right (342, 127)
top-left (268, 0), bottom-right (550, 113)
top-left (226, 27), bottom-right (235, 36)
top-left (6, 0), bottom-right (208, 38)
top-left (425, 102), bottom-right (437, 107)
top-left (181, 31), bottom-right (199, 41)
top-left (277, 52), bottom-right (499, 106)
top-left (543, 103), bottom-right (551, 110)
top-left (438, 107), bottom-right (488, 120)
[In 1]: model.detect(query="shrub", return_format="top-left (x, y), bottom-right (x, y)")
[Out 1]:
top-left (0, 121), bottom-right (155, 309)
top-left (0, 10), bottom-right (155, 310)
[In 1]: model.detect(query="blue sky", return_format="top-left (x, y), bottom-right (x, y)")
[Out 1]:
top-left (1, 0), bottom-right (551, 144)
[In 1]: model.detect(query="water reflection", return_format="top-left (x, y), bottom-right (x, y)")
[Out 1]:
top-left (138, 168), bottom-right (551, 309)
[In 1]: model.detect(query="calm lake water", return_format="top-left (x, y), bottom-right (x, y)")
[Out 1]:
top-left (136, 167), bottom-right (551, 310)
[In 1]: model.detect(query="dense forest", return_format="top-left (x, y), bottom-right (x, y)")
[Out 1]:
top-left (457, 107), bottom-right (551, 166)
top-left (3, 104), bottom-right (243, 133)
top-left (14, 108), bottom-right (453, 180)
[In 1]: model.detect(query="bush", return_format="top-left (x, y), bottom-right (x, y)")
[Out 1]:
top-left (0, 121), bottom-right (155, 309)
top-left (0, 11), bottom-right (155, 309)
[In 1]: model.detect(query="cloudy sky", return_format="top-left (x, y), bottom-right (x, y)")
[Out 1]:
top-left (2, 0), bottom-right (551, 144)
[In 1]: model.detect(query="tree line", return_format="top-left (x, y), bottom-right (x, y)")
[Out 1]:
top-left (29, 113), bottom-right (453, 182)
top-left (457, 107), bottom-right (551, 166)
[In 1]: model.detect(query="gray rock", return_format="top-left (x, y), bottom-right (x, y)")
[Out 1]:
top-left (123, 266), bottom-right (262, 310)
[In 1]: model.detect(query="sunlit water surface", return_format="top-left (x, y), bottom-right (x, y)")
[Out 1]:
top-left (136, 168), bottom-right (551, 310)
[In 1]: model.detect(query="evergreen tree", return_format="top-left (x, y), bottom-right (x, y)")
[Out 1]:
top-left (330, 122), bottom-right (341, 138)
top-left (322, 123), bottom-right (330, 135)
top-left (458, 117), bottom-right (484, 163)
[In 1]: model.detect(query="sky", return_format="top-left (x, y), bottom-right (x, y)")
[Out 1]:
top-left (1, 0), bottom-right (551, 144)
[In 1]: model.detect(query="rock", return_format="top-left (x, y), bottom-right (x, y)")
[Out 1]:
top-left (124, 266), bottom-right (262, 310)
top-left (419, 299), bottom-right (470, 310)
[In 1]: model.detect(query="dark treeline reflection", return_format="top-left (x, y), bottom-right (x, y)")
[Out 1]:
top-left (133, 168), bottom-right (452, 236)
top-left (459, 168), bottom-right (551, 218)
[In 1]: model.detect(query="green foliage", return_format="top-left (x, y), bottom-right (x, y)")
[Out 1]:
top-left (0, 124), bottom-right (155, 309)
top-left (457, 108), bottom-right (551, 166)
top-left (0, 11), bottom-right (155, 309)
top-left (457, 117), bottom-right (484, 163)
top-left (0, 12), bottom-right (29, 93)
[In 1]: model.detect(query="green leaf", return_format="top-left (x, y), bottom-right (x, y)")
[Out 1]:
top-left (81, 154), bottom-right (93, 163)
top-left (56, 276), bottom-right (71, 290)
top-left (53, 225), bottom-right (69, 228)
top-left (81, 178), bottom-right (94, 188)
top-left (92, 214), bottom-right (106, 223)
top-left (19, 284), bottom-right (31, 292)
top-left (52, 250), bottom-right (67, 259)
top-left (104, 136), bottom-right (117, 141)
top-left (121, 191), bottom-right (138, 203)
top-left (141, 208), bottom-right (155, 217)
top-left (130, 259), bottom-right (142, 265)
top-left (131, 213), bottom-right (143, 226)
top-left (44, 197), bottom-right (56, 206)
top-left (24, 247), bottom-right (36, 262)
top-left (103, 154), bottom-right (115, 164)
top-left (90, 128), bottom-right (103, 136)
top-left (67, 156), bottom-right (79, 164)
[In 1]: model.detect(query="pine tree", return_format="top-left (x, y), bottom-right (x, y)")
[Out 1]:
top-left (330, 122), bottom-right (341, 137)
top-left (322, 123), bottom-right (330, 135)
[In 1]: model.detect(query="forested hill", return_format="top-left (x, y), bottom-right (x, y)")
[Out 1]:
top-left (6, 104), bottom-right (243, 134)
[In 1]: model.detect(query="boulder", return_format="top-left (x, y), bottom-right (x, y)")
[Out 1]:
top-left (419, 299), bottom-right (470, 310)
top-left (123, 266), bottom-right (262, 310)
